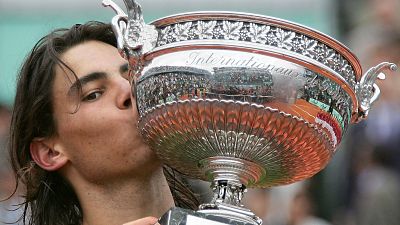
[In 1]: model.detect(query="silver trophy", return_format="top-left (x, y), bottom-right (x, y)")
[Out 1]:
top-left (103, 1), bottom-right (397, 224)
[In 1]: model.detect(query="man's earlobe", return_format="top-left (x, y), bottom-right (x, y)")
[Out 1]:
top-left (30, 138), bottom-right (68, 171)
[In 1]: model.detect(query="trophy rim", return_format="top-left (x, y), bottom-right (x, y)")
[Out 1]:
top-left (149, 11), bottom-right (362, 81)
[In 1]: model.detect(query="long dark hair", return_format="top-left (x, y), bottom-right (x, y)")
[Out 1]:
top-left (9, 21), bottom-right (199, 225)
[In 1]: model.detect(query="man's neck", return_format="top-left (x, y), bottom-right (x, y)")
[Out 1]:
top-left (76, 167), bottom-right (174, 225)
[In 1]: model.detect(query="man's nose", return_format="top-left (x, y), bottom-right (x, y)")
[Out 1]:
top-left (116, 77), bottom-right (132, 110)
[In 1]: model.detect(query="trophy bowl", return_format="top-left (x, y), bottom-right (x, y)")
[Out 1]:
top-left (103, 1), bottom-right (397, 224)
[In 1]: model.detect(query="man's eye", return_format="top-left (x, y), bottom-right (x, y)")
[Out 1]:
top-left (82, 91), bottom-right (103, 102)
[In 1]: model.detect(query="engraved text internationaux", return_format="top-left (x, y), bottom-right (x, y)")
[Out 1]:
top-left (185, 51), bottom-right (303, 80)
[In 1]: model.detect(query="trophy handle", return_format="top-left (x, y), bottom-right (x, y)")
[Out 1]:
top-left (103, 0), bottom-right (158, 78)
top-left (356, 62), bottom-right (397, 121)
top-left (102, 0), bottom-right (129, 59)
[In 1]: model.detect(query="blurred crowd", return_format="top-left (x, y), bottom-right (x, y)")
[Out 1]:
top-left (0, 104), bottom-right (22, 225)
top-left (331, 0), bottom-right (400, 225)
top-left (1, 0), bottom-right (399, 224)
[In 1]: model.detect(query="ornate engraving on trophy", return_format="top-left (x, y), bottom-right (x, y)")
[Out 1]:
top-left (185, 51), bottom-right (303, 80)
top-left (157, 20), bottom-right (359, 88)
top-left (186, 52), bottom-right (271, 69)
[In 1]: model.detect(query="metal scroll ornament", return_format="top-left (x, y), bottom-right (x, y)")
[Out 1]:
top-left (103, 1), bottom-right (397, 224)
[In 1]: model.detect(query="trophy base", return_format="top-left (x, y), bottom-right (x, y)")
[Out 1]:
top-left (159, 206), bottom-right (261, 225)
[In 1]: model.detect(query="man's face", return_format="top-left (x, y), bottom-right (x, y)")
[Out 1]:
top-left (51, 40), bottom-right (159, 184)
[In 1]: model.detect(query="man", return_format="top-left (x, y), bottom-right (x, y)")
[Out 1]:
top-left (7, 22), bottom-right (198, 225)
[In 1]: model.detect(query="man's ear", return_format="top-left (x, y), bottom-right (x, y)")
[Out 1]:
top-left (30, 138), bottom-right (68, 171)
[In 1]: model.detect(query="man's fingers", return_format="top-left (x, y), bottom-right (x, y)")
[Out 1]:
top-left (122, 216), bottom-right (160, 225)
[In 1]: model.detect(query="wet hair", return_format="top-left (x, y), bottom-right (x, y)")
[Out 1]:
top-left (8, 21), bottom-right (199, 225)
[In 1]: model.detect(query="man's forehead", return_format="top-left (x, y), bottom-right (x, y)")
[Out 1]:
top-left (57, 42), bottom-right (123, 78)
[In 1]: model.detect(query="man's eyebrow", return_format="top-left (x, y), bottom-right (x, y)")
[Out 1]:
top-left (68, 72), bottom-right (107, 96)
top-left (119, 63), bottom-right (129, 74)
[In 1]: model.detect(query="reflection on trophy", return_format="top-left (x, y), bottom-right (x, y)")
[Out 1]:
top-left (103, 0), bottom-right (397, 224)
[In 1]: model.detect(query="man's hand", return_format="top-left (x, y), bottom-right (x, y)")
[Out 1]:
top-left (122, 216), bottom-right (160, 225)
